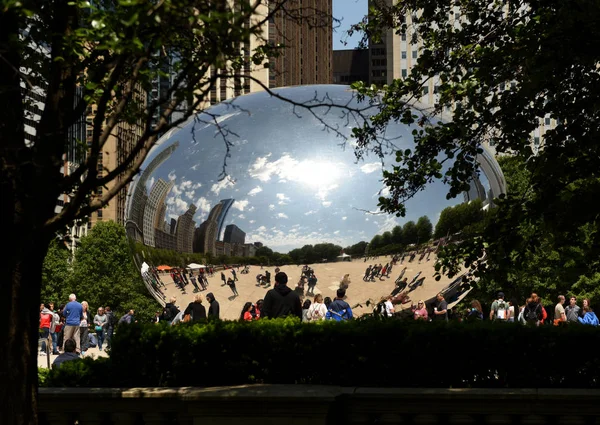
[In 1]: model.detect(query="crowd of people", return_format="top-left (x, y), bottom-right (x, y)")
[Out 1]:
top-left (38, 293), bottom-right (130, 368)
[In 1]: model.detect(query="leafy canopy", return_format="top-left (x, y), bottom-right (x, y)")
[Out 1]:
top-left (350, 0), bottom-right (600, 298)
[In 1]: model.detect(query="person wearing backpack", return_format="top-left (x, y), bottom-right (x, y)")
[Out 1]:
top-left (326, 288), bottom-right (353, 321)
top-left (489, 292), bottom-right (509, 321)
top-left (523, 296), bottom-right (543, 325)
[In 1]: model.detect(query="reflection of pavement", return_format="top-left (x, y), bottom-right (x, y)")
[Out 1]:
top-left (158, 256), bottom-right (463, 320)
top-left (38, 345), bottom-right (109, 369)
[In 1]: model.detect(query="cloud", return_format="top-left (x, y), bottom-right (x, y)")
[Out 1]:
top-left (304, 210), bottom-right (316, 215)
top-left (360, 162), bottom-right (381, 174)
top-left (269, 204), bottom-right (275, 210)
top-left (277, 213), bottom-right (289, 219)
top-left (334, 230), bottom-right (340, 235)
top-left (232, 199), bottom-right (249, 211)
top-left (168, 170), bottom-right (177, 181)
top-left (165, 196), bottom-right (189, 220)
top-left (276, 193), bottom-right (291, 205)
top-left (316, 184), bottom-right (338, 201)
top-left (249, 220), bottom-right (255, 224)
top-left (342, 216), bottom-right (347, 220)
top-left (184, 190), bottom-right (195, 199)
top-left (195, 197), bottom-right (211, 213)
top-left (378, 215), bottom-right (399, 233)
top-left (238, 214), bottom-right (246, 219)
top-left (210, 176), bottom-right (235, 195)
top-left (322, 201), bottom-right (332, 207)
top-left (248, 186), bottom-right (263, 196)
top-left (245, 227), bottom-right (349, 252)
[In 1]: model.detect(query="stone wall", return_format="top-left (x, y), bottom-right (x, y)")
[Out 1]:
top-left (39, 385), bottom-right (600, 425)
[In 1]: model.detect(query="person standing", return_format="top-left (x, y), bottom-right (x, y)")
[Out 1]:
top-left (220, 271), bottom-right (227, 286)
top-left (206, 293), bottom-right (220, 319)
top-left (189, 274), bottom-right (200, 293)
top-left (104, 306), bottom-right (116, 350)
top-left (63, 294), bottom-right (83, 353)
top-left (261, 272), bottom-right (302, 319)
top-left (80, 301), bottom-right (91, 356)
top-left (554, 295), bottom-right (567, 325)
top-left (93, 307), bottom-right (108, 351)
top-left (433, 293), bottom-right (448, 321)
top-left (565, 296), bottom-right (581, 323)
top-left (48, 303), bottom-right (60, 355)
top-left (227, 277), bottom-right (239, 296)
top-left (183, 294), bottom-right (207, 322)
top-left (231, 268), bottom-right (238, 282)
top-left (39, 304), bottom-right (53, 356)
top-left (326, 289), bottom-right (353, 321)
top-left (489, 292), bottom-right (509, 321)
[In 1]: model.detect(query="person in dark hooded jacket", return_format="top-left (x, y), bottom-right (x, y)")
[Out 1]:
top-left (261, 272), bottom-right (302, 319)
top-left (206, 293), bottom-right (220, 319)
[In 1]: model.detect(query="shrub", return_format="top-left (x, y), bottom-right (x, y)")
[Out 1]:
top-left (44, 318), bottom-right (600, 388)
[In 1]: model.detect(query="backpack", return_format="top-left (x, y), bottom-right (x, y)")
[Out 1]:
top-left (495, 300), bottom-right (508, 320)
top-left (162, 307), bottom-right (173, 322)
top-left (326, 308), bottom-right (350, 321)
top-left (525, 305), bottom-right (540, 323)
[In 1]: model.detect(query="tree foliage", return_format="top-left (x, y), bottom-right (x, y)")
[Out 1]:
top-left (350, 0), bottom-right (600, 305)
top-left (40, 240), bottom-right (72, 306)
top-left (69, 221), bottom-right (157, 322)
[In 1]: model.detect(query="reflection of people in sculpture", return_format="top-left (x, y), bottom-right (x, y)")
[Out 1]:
top-left (340, 274), bottom-right (351, 289)
top-left (412, 300), bottom-right (428, 320)
top-left (391, 278), bottom-right (408, 296)
top-left (408, 277), bottom-right (425, 292)
top-left (395, 267), bottom-right (407, 284)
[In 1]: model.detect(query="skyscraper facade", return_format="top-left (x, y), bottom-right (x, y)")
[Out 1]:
top-left (224, 224), bottom-right (246, 245)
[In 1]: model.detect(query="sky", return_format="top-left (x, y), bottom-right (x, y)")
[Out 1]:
top-left (332, 0), bottom-right (368, 50)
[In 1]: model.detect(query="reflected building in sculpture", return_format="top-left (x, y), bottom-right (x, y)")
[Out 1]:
top-left (194, 199), bottom-right (234, 255)
top-left (126, 141), bottom-right (179, 242)
top-left (176, 204), bottom-right (197, 253)
top-left (143, 178), bottom-right (174, 247)
top-left (224, 224), bottom-right (246, 245)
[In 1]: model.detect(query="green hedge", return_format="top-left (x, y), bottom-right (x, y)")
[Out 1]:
top-left (44, 319), bottom-right (600, 388)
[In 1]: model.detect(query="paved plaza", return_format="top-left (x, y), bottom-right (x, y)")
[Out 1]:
top-left (158, 255), bottom-right (460, 321)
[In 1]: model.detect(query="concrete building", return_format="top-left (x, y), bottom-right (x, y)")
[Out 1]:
top-left (224, 224), bottom-right (246, 245)
top-left (125, 141), bottom-right (180, 242)
top-left (368, 0), bottom-right (551, 156)
top-left (268, 0), bottom-right (333, 88)
top-left (333, 49), bottom-right (369, 85)
top-left (142, 178), bottom-right (174, 247)
top-left (194, 199), bottom-right (233, 255)
top-left (176, 204), bottom-right (197, 253)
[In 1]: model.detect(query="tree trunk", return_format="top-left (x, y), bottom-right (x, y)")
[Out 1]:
top-left (1, 8), bottom-right (53, 425)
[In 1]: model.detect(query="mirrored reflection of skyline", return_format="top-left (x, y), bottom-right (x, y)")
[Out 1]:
top-left (126, 85), bottom-right (501, 254)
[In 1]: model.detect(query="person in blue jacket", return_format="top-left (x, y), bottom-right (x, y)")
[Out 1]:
top-left (578, 299), bottom-right (599, 326)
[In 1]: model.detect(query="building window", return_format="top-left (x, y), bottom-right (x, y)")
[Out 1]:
top-left (534, 136), bottom-right (540, 146)
top-left (401, 69), bottom-right (407, 78)
top-left (401, 51), bottom-right (407, 59)
top-left (401, 33), bottom-right (407, 41)
top-left (545, 117), bottom-right (551, 125)
top-left (412, 51), bottom-right (418, 59)
top-left (423, 86), bottom-right (429, 95)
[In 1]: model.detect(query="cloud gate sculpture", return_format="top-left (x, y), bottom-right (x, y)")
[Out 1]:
top-left (125, 84), bottom-right (506, 316)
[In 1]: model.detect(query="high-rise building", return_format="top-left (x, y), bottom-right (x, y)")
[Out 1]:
top-left (125, 141), bottom-right (179, 242)
top-left (268, 0), bottom-right (333, 88)
top-left (21, 41), bottom-right (88, 253)
top-left (194, 199), bottom-right (235, 255)
top-left (224, 224), bottom-right (246, 245)
top-left (215, 198), bottom-right (234, 241)
top-left (176, 204), bottom-right (197, 253)
top-left (332, 49), bottom-right (369, 85)
top-left (142, 178), bottom-right (174, 247)
top-left (368, 0), bottom-right (551, 156)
